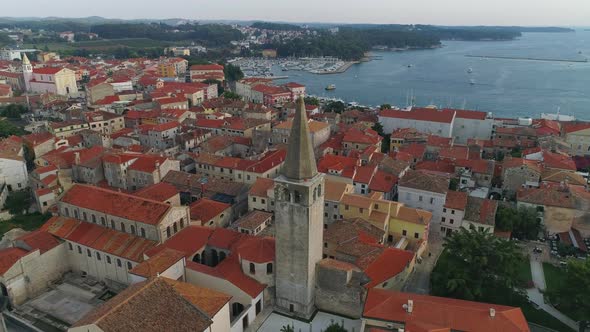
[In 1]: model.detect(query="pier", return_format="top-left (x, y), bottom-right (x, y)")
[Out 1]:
top-left (465, 55), bottom-right (588, 63)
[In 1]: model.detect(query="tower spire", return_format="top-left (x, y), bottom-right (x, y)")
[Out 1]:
top-left (22, 53), bottom-right (30, 65)
top-left (282, 96), bottom-right (317, 180)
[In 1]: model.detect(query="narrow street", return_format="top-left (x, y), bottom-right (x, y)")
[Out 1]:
top-left (402, 230), bottom-right (444, 294)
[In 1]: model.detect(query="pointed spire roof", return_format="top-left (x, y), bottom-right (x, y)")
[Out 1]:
top-left (22, 53), bottom-right (30, 65)
top-left (282, 96), bottom-right (318, 180)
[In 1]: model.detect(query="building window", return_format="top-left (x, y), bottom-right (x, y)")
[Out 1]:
top-left (130, 225), bottom-right (136, 235)
top-left (141, 228), bottom-right (146, 238)
top-left (443, 208), bottom-right (447, 213)
top-left (402, 230), bottom-right (407, 236)
top-left (267, 263), bottom-right (273, 275)
top-left (442, 217), bottom-right (446, 222)
top-left (173, 222), bottom-right (178, 234)
top-left (65, 208), bottom-right (69, 217)
top-left (127, 262), bottom-right (132, 270)
top-left (451, 210), bottom-right (455, 215)
top-left (249, 262), bottom-right (255, 274)
top-left (83, 212), bottom-right (87, 221)
top-left (117, 259), bottom-right (122, 267)
top-left (252, 197), bottom-right (257, 202)
top-left (91, 215), bottom-right (96, 223)
top-left (345, 205), bottom-right (349, 210)
top-left (87, 249), bottom-right (91, 257)
top-left (111, 220), bottom-right (115, 229)
top-left (419, 196), bottom-right (423, 202)
top-left (324, 242), bottom-right (328, 248)
top-left (180, 219), bottom-right (184, 228)
top-left (68, 243), bottom-right (73, 250)
top-left (166, 226), bottom-right (171, 238)
top-left (430, 197), bottom-right (434, 204)
top-left (414, 232), bottom-right (419, 239)
top-left (450, 219), bottom-right (454, 224)
top-left (77, 246), bottom-right (82, 254)
top-left (121, 222), bottom-right (126, 233)
top-left (96, 252), bottom-right (101, 260)
top-left (101, 217), bottom-right (106, 226)
top-left (106, 256), bottom-right (111, 264)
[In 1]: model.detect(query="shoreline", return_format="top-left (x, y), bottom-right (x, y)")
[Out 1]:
top-left (315, 61), bottom-right (358, 75)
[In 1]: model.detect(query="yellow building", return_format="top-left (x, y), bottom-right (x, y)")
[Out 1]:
top-left (565, 124), bottom-right (590, 156)
top-left (158, 62), bottom-right (178, 78)
top-left (338, 192), bottom-right (431, 254)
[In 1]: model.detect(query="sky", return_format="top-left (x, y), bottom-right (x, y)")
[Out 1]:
top-left (3, 0), bottom-right (589, 26)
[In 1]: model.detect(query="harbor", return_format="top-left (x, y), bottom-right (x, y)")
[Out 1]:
top-left (229, 57), bottom-right (357, 77)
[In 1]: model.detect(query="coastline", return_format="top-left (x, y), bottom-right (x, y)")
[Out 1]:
top-left (315, 61), bottom-right (358, 75)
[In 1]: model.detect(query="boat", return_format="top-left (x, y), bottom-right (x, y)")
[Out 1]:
top-left (467, 67), bottom-right (473, 73)
top-left (407, 64), bottom-right (413, 68)
top-left (325, 84), bottom-right (336, 91)
top-left (469, 79), bottom-right (476, 85)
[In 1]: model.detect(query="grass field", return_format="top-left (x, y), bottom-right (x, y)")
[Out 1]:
top-left (542, 263), bottom-right (563, 292)
top-left (24, 38), bottom-right (174, 51)
top-left (521, 302), bottom-right (576, 332)
top-left (543, 262), bottom-right (585, 322)
top-left (517, 258), bottom-right (533, 287)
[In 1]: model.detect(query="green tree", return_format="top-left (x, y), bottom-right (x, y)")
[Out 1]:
top-left (324, 101), bottom-right (345, 114)
top-left (0, 120), bottom-right (25, 138)
top-left (0, 104), bottom-right (28, 118)
top-left (380, 103), bottom-right (392, 110)
top-left (304, 96), bottom-right (320, 106)
top-left (4, 190), bottom-right (32, 215)
top-left (325, 321), bottom-right (348, 332)
top-left (431, 228), bottom-right (527, 305)
top-left (222, 91), bottom-right (242, 100)
top-left (546, 259), bottom-right (590, 321)
top-left (223, 63), bottom-right (244, 82)
top-left (449, 178), bottom-right (459, 191)
top-left (495, 205), bottom-right (541, 240)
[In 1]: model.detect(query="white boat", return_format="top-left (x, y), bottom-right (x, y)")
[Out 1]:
top-left (467, 67), bottom-right (473, 73)
top-left (469, 79), bottom-right (476, 85)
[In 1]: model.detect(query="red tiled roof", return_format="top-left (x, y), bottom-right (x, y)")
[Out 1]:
top-left (368, 170), bottom-right (398, 193)
top-left (454, 109), bottom-right (488, 120)
top-left (133, 182), bottom-right (179, 202)
top-left (208, 227), bottom-right (243, 250)
top-left (444, 190), bottom-right (468, 210)
top-left (236, 237), bottom-right (275, 263)
top-left (61, 184), bottom-right (172, 225)
top-left (145, 226), bottom-right (212, 259)
top-left (190, 64), bottom-right (224, 71)
top-left (189, 198), bottom-right (231, 226)
top-left (364, 289), bottom-right (529, 332)
top-left (362, 248), bottom-right (414, 289)
top-left (0, 248), bottom-right (28, 275)
top-left (564, 122), bottom-right (590, 134)
top-left (380, 108), bottom-right (455, 124)
top-left (16, 230), bottom-right (60, 254)
top-left (248, 178), bottom-right (274, 197)
top-left (33, 67), bottom-right (63, 75)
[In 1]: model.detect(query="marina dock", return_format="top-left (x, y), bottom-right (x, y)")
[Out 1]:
top-left (465, 55), bottom-right (588, 63)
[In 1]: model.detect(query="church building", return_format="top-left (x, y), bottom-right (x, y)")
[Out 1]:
top-left (22, 53), bottom-right (78, 96)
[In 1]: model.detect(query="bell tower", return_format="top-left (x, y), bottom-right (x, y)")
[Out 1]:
top-left (22, 53), bottom-right (33, 92)
top-left (274, 96), bottom-right (324, 319)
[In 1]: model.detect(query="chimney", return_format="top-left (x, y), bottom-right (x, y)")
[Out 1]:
top-left (489, 308), bottom-right (496, 318)
top-left (74, 152), bottom-right (81, 165)
top-left (403, 299), bottom-right (414, 313)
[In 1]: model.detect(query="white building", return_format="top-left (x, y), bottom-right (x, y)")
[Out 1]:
top-left (379, 107), bottom-right (455, 137)
top-left (398, 170), bottom-right (449, 226)
top-left (452, 110), bottom-right (494, 144)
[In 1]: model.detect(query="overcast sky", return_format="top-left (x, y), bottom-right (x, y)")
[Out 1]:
top-left (3, 0), bottom-right (589, 26)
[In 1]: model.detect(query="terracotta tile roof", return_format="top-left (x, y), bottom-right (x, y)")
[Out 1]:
top-left (399, 170), bottom-right (449, 194)
top-left (128, 155), bottom-right (168, 173)
top-left (444, 191), bottom-right (468, 210)
top-left (439, 146), bottom-right (469, 160)
top-left (380, 108), bottom-right (455, 124)
top-left (40, 216), bottom-right (80, 238)
top-left (15, 230), bottom-right (60, 254)
top-left (22, 131), bottom-right (54, 146)
top-left (145, 226), bottom-right (212, 259)
top-left (502, 157), bottom-right (542, 173)
top-left (235, 210), bottom-right (273, 231)
top-left (453, 109), bottom-right (488, 120)
top-left (541, 169), bottom-right (587, 186)
top-left (324, 179), bottom-right (353, 202)
top-left (33, 67), bottom-right (63, 75)
top-left (325, 218), bottom-right (385, 245)
top-left (0, 248), bottom-right (28, 275)
top-left (363, 289), bottom-right (529, 332)
top-left (130, 248), bottom-right (185, 278)
top-left (415, 160), bottom-right (456, 175)
top-left (362, 248), bottom-right (414, 288)
top-left (162, 277), bottom-right (231, 317)
top-left (564, 122), bottom-right (590, 134)
top-left (208, 227), bottom-right (242, 249)
top-left (190, 64), bottom-right (224, 71)
top-left (72, 277), bottom-right (212, 331)
top-left (396, 206), bottom-right (432, 225)
top-left (133, 182), bottom-right (179, 202)
top-left (318, 258), bottom-right (361, 272)
top-left (368, 170), bottom-right (398, 193)
top-left (248, 177), bottom-right (274, 198)
top-left (517, 187), bottom-right (577, 209)
top-left (235, 237), bottom-right (275, 263)
top-left (189, 198), bottom-right (231, 226)
top-left (542, 151), bottom-right (576, 171)
top-left (427, 135), bottom-right (452, 148)
top-left (455, 158), bottom-right (494, 175)
top-left (275, 119), bottom-right (330, 133)
top-left (464, 197), bottom-right (498, 226)
top-left (61, 184), bottom-right (172, 225)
